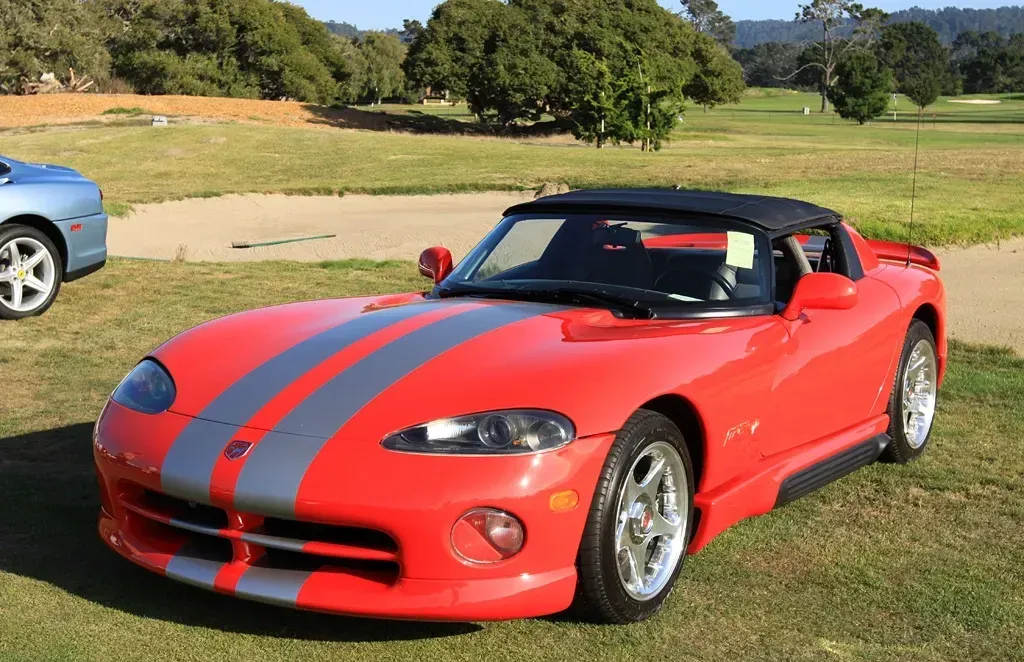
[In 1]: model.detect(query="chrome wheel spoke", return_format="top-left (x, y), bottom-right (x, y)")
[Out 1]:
top-left (622, 473), bottom-right (643, 505)
top-left (9, 279), bottom-right (22, 308)
top-left (650, 510), bottom-right (678, 538)
top-left (637, 455), bottom-right (666, 500)
top-left (621, 545), bottom-right (644, 594)
top-left (6, 241), bottom-right (20, 266)
top-left (22, 274), bottom-right (49, 293)
top-left (0, 268), bottom-right (15, 284)
top-left (21, 250), bottom-right (45, 270)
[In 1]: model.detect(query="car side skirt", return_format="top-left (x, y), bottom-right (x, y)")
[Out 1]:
top-left (689, 414), bottom-right (890, 553)
top-left (65, 258), bottom-right (106, 282)
top-left (774, 434), bottom-right (890, 508)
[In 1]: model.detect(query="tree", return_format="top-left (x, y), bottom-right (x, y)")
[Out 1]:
top-left (0, 0), bottom-right (112, 93)
top-left (406, 0), bottom-right (738, 146)
top-left (607, 52), bottom-right (682, 152)
top-left (733, 42), bottom-right (807, 88)
top-left (400, 19), bottom-right (424, 44)
top-left (952, 30), bottom-right (1024, 94)
top-left (403, 0), bottom-right (502, 106)
top-left (683, 34), bottom-right (744, 110)
top-left (781, 0), bottom-right (888, 112)
top-left (566, 50), bottom-right (616, 147)
top-left (356, 33), bottom-right (407, 104)
top-left (827, 49), bottom-right (892, 124)
top-left (878, 22), bottom-right (947, 111)
top-left (679, 0), bottom-right (736, 46)
top-left (99, 0), bottom-right (351, 104)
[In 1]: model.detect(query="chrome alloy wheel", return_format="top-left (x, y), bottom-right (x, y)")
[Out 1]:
top-left (903, 339), bottom-right (938, 449)
top-left (613, 441), bottom-right (688, 601)
top-left (0, 237), bottom-right (56, 313)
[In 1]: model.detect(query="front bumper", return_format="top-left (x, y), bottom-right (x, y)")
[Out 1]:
top-left (94, 402), bottom-right (615, 620)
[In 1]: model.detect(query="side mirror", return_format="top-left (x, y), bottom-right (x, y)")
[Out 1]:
top-left (781, 273), bottom-right (858, 321)
top-left (418, 247), bottom-right (453, 284)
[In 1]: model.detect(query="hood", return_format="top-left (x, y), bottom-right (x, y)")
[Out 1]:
top-left (2, 156), bottom-right (87, 183)
top-left (152, 293), bottom-right (777, 441)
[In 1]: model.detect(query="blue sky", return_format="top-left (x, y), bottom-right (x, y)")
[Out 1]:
top-left (296, 0), bottom-right (1012, 30)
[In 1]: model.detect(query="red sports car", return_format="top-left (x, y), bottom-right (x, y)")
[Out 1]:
top-left (95, 189), bottom-right (945, 623)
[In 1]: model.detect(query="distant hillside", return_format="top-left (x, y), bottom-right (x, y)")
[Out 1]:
top-left (324, 21), bottom-right (362, 39)
top-left (323, 21), bottom-right (405, 42)
top-left (735, 5), bottom-right (1024, 47)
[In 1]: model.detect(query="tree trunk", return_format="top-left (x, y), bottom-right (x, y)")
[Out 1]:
top-left (820, 70), bottom-right (831, 113)
top-left (820, 24), bottom-right (830, 114)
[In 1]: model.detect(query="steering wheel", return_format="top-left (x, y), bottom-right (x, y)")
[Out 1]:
top-left (655, 267), bottom-right (736, 300)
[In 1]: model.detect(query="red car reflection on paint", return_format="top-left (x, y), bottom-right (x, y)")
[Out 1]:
top-left (95, 190), bottom-right (946, 624)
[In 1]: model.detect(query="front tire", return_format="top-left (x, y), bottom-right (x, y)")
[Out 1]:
top-left (573, 410), bottom-right (694, 623)
top-left (0, 225), bottom-right (63, 320)
top-left (883, 320), bottom-right (939, 463)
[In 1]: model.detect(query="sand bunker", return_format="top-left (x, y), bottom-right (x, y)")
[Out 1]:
top-left (110, 192), bottom-right (535, 263)
top-left (948, 99), bottom-right (1002, 104)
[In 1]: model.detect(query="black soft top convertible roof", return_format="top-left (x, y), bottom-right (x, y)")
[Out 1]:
top-left (504, 189), bottom-right (840, 233)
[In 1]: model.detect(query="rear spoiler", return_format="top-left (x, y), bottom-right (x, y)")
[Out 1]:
top-left (865, 239), bottom-right (940, 271)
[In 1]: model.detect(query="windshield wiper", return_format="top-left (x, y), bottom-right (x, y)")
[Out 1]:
top-left (437, 285), bottom-right (654, 319)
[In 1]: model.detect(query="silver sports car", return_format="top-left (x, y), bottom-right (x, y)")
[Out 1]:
top-left (0, 155), bottom-right (107, 319)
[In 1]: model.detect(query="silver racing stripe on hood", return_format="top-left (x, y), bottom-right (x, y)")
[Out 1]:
top-left (232, 302), bottom-right (564, 519)
top-left (160, 302), bottom-right (448, 504)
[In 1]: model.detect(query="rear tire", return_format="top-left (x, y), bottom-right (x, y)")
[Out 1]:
top-left (882, 320), bottom-right (938, 463)
top-left (0, 225), bottom-right (63, 320)
top-left (573, 410), bottom-right (694, 623)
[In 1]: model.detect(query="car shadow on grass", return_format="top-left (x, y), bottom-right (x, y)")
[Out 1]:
top-left (301, 104), bottom-right (573, 137)
top-left (0, 423), bottom-right (479, 642)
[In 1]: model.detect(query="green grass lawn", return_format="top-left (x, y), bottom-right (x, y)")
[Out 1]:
top-left (1, 259), bottom-right (1023, 661)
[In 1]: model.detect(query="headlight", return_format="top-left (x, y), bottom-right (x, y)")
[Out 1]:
top-left (111, 359), bottom-right (176, 414)
top-left (382, 410), bottom-right (575, 455)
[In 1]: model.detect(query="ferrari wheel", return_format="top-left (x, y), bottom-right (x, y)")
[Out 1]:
top-left (0, 225), bottom-right (63, 320)
top-left (573, 409), bottom-right (694, 623)
top-left (883, 320), bottom-right (938, 463)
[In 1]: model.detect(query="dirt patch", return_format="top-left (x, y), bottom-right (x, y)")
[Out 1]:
top-left (0, 94), bottom-right (328, 129)
top-left (107, 193), bottom-right (1024, 353)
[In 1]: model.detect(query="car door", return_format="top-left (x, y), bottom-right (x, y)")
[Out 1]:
top-left (756, 232), bottom-right (903, 458)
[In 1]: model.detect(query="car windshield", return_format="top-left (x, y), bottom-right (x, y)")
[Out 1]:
top-left (439, 213), bottom-right (772, 318)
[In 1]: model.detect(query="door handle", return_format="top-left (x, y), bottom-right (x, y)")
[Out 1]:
top-left (0, 178), bottom-right (12, 185)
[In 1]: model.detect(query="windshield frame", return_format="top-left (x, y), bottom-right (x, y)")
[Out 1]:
top-left (435, 211), bottom-right (776, 320)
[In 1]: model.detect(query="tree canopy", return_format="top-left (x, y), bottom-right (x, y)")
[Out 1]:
top-left (679, 0), bottom-right (736, 46)
top-left (827, 49), bottom-right (892, 124)
top-left (879, 22), bottom-right (948, 110)
top-left (0, 0), bottom-right (111, 93)
top-left (405, 0), bottom-right (744, 147)
top-left (99, 0), bottom-right (354, 103)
